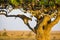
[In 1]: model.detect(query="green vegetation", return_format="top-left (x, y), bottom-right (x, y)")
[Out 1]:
top-left (9, 0), bottom-right (20, 6)
top-left (0, 0), bottom-right (60, 10)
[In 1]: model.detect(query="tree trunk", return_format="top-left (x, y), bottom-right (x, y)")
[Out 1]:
top-left (36, 29), bottom-right (50, 40)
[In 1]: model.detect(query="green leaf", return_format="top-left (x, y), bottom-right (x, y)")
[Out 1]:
top-left (9, 0), bottom-right (20, 6)
top-left (39, 1), bottom-right (44, 5)
top-left (49, 1), bottom-right (55, 6)
top-left (55, 0), bottom-right (60, 4)
top-left (39, 0), bottom-right (49, 5)
top-left (19, 0), bottom-right (23, 3)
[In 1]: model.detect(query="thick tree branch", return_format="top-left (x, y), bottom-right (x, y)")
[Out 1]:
top-left (17, 15), bottom-right (34, 32)
top-left (39, 15), bottom-right (51, 29)
top-left (0, 13), bottom-right (6, 15)
top-left (34, 14), bottom-right (51, 32)
top-left (47, 15), bottom-right (60, 31)
top-left (26, 23), bottom-right (34, 33)
top-left (16, 15), bottom-right (34, 32)
top-left (0, 13), bottom-right (34, 33)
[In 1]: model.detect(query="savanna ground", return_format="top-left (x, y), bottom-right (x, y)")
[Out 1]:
top-left (0, 31), bottom-right (60, 40)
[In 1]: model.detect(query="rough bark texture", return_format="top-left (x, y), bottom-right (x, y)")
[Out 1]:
top-left (35, 13), bottom-right (60, 40)
top-left (36, 15), bottom-right (51, 40)
top-left (36, 30), bottom-right (50, 40)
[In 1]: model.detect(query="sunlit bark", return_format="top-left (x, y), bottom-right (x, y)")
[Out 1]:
top-left (36, 15), bottom-right (50, 40)
top-left (35, 12), bottom-right (60, 40)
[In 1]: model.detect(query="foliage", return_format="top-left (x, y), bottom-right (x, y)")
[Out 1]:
top-left (55, 0), bottom-right (60, 4)
top-left (0, 0), bottom-right (60, 10)
top-left (9, 0), bottom-right (20, 6)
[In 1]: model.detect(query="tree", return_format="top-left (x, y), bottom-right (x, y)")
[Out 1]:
top-left (0, 0), bottom-right (60, 40)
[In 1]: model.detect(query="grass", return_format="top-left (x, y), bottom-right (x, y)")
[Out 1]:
top-left (0, 36), bottom-right (36, 40)
top-left (0, 31), bottom-right (60, 40)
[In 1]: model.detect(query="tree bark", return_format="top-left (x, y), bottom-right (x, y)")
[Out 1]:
top-left (35, 14), bottom-right (60, 40)
top-left (36, 28), bottom-right (50, 40)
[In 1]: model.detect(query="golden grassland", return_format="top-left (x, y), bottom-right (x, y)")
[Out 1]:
top-left (0, 31), bottom-right (60, 40)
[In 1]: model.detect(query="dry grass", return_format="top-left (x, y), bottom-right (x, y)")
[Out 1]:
top-left (0, 31), bottom-right (60, 40)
